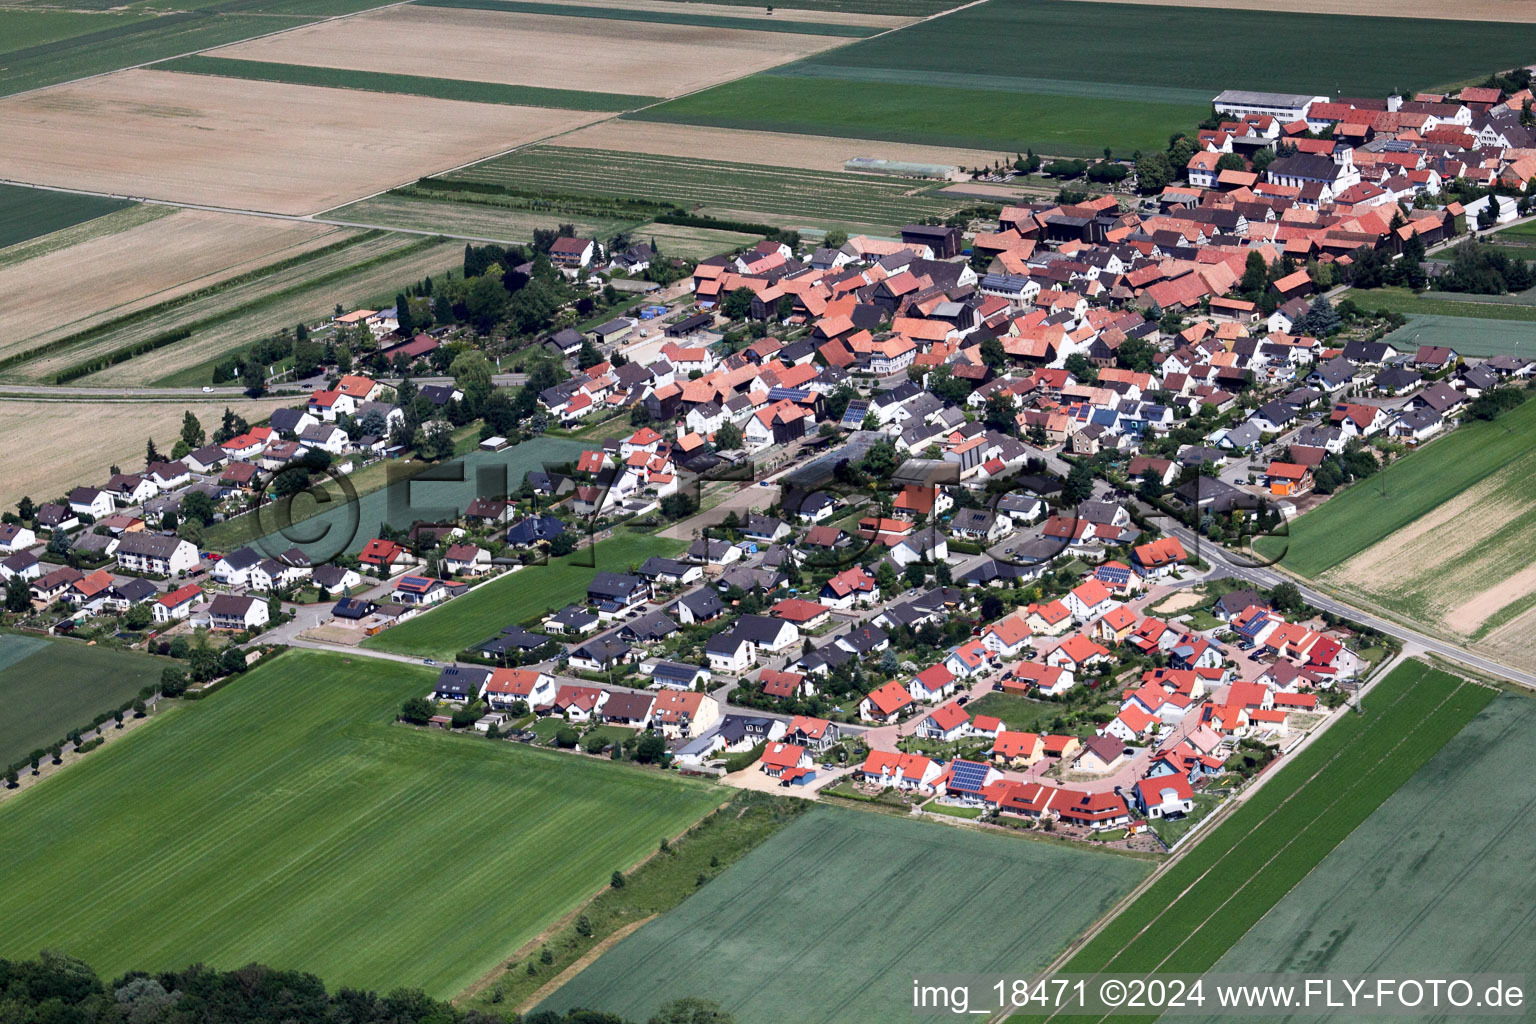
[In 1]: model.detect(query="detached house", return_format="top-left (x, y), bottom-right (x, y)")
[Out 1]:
top-left (111, 533), bottom-right (198, 575)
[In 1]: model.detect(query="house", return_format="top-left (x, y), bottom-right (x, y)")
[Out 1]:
top-left (858, 750), bottom-right (942, 793)
top-left (68, 487), bottom-right (114, 519)
top-left (909, 663), bottom-right (958, 703)
top-left (34, 504), bottom-right (78, 533)
top-left (650, 689), bottom-right (721, 738)
top-left (485, 666), bottom-right (559, 712)
top-left (917, 701), bottom-right (971, 742)
top-left (1133, 776), bottom-right (1195, 819)
top-left (1131, 537), bottom-right (1187, 577)
top-left (1064, 578), bottom-right (1118, 623)
top-left (783, 715), bottom-right (839, 752)
top-left (443, 543), bottom-right (491, 576)
top-left (587, 571), bottom-right (650, 614)
top-left (393, 574), bottom-right (453, 606)
top-left (945, 639), bottom-right (991, 679)
top-left (1004, 660), bottom-right (1073, 697)
top-left (1047, 634), bottom-right (1111, 672)
top-left (111, 533), bottom-right (199, 575)
top-left (505, 514), bottom-right (566, 548)
top-left (568, 637), bottom-right (635, 672)
top-left (618, 609), bottom-right (679, 644)
top-left (991, 730), bottom-right (1046, 766)
top-left (759, 741), bottom-right (812, 780)
top-left (1075, 734), bottom-right (1128, 772)
top-left (770, 597), bottom-right (831, 630)
top-left (1025, 600), bottom-right (1072, 635)
top-left (1100, 704), bottom-right (1158, 744)
top-left (819, 566), bottom-right (879, 609)
top-left (359, 538), bottom-right (410, 573)
top-left (0, 551), bottom-right (41, 582)
top-left (674, 587), bottom-right (726, 625)
top-left (544, 604), bottom-right (600, 635)
top-left (981, 615), bottom-right (1034, 659)
top-left (0, 523), bottom-right (37, 554)
top-left (942, 758), bottom-right (1001, 804)
top-left (432, 665), bottom-right (490, 703)
top-left (597, 691), bottom-right (655, 728)
top-left (549, 236), bottom-right (598, 268)
top-left (311, 564), bottom-right (364, 597)
top-left (152, 582), bottom-right (203, 623)
top-left (860, 680), bottom-right (915, 722)
top-left (207, 594), bottom-right (268, 632)
top-left (1264, 461), bottom-right (1313, 496)
top-left (1053, 789), bottom-right (1131, 831)
top-left (648, 661), bottom-right (713, 691)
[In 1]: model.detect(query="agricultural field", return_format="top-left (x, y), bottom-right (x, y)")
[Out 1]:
top-left (160, 55), bottom-right (656, 109)
top-left (652, 0), bottom-right (957, 12)
top-left (633, 220), bottom-right (762, 260)
top-left (0, 182), bottom-right (132, 247)
top-left (0, 397), bottom-right (291, 510)
top-left (211, 2), bottom-right (858, 100)
top-left (0, 634), bottom-right (169, 769)
top-left (0, 69), bottom-right (605, 215)
top-left (522, 0), bottom-right (913, 26)
top-left (558, 118), bottom-right (1013, 173)
top-left (0, 649), bottom-right (720, 996)
top-left (320, 191), bottom-right (637, 246)
top-left (637, 0), bottom-right (1536, 155)
top-left (1009, 661), bottom-right (1492, 1023)
top-left (541, 805), bottom-right (1152, 1024)
top-left (446, 146), bottom-right (972, 233)
top-left (0, 209), bottom-right (353, 360)
top-left (364, 530), bottom-right (687, 659)
top-left (3, 235), bottom-right (461, 387)
top-left (415, 0), bottom-right (889, 35)
top-left (1067, 0), bottom-right (1536, 20)
top-left (1380, 313), bottom-right (1536, 359)
top-left (1191, 692), bottom-right (1536, 1016)
top-left (1345, 286), bottom-right (1536, 325)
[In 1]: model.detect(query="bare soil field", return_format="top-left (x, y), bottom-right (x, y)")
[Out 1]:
top-left (555, 118), bottom-right (1008, 172)
top-left (1478, 604), bottom-right (1536, 672)
top-left (529, 0), bottom-right (909, 27)
top-left (1060, 0), bottom-right (1536, 22)
top-left (212, 5), bottom-right (846, 99)
top-left (0, 398), bottom-right (291, 509)
top-left (0, 70), bottom-right (604, 215)
top-left (0, 210), bottom-right (350, 353)
top-left (0, 203), bottom-right (170, 273)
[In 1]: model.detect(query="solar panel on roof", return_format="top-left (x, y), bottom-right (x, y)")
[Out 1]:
top-left (949, 759), bottom-right (991, 793)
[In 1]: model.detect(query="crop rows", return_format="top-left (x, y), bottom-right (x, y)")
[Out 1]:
top-left (413, 0), bottom-right (882, 37)
top-left (449, 146), bottom-right (967, 228)
top-left (0, 183), bottom-right (132, 249)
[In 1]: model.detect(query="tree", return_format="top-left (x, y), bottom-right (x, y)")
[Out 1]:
top-left (180, 490), bottom-right (216, 526)
top-left (610, 869), bottom-right (627, 888)
top-left (401, 697), bottom-right (434, 724)
top-left (660, 492), bottom-right (698, 520)
top-left (875, 561), bottom-right (898, 599)
top-left (1135, 151), bottom-right (1174, 194)
top-left (983, 391), bottom-right (1017, 434)
top-left (5, 573), bottom-right (30, 613)
top-left (159, 666), bottom-right (188, 698)
top-left (647, 998), bottom-right (736, 1024)
top-left (823, 229), bottom-right (848, 248)
top-left (1063, 352), bottom-right (1097, 383)
top-left (1270, 581), bottom-right (1305, 614)
top-left (145, 437), bottom-right (160, 466)
top-left (1062, 460), bottom-right (1095, 505)
top-left (714, 422), bottom-right (743, 451)
top-left (449, 350), bottom-right (495, 414)
top-left (242, 358), bottom-right (266, 396)
top-left (722, 286), bottom-right (756, 321)
top-left (124, 602), bottom-right (153, 630)
top-left (394, 291), bottom-right (414, 337)
top-left (934, 561), bottom-right (952, 586)
top-left (179, 411), bottom-right (205, 450)
top-left (1295, 295), bottom-right (1342, 338)
top-left (979, 335), bottom-right (1007, 369)
top-left (465, 274), bottom-right (510, 332)
top-left (577, 338), bottom-right (604, 369)
top-left (1215, 152), bottom-right (1247, 172)
top-left (1238, 249), bottom-right (1269, 301)
top-left (634, 732), bottom-right (668, 764)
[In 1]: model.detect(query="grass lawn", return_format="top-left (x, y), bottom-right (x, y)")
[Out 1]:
top-left (966, 690), bottom-right (1059, 733)
top-left (364, 530), bottom-right (687, 659)
top-left (0, 183), bottom-right (132, 248)
top-left (1009, 661), bottom-right (1492, 1022)
top-left (1150, 791), bottom-right (1223, 848)
top-left (541, 805), bottom-right (1150, 1024)
top-left (1188, 693), bottom-right (1536, 999)
top-left (924, 801), bottom-right (983, 820)
top-left (0, 634), bottom-right (168, 769)
top-left (0, 649), bottom-right (719, 996)
top-left (159, 55), bottom-right (658, 110)
top-left (1254, 399), bottom-right (1536, 576)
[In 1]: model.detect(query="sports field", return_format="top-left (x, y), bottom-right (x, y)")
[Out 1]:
top-left (1380, 312), bottom-right (1536, 359)
top-left (0, 649), bottom-right (719, 996)
top-left (0, 183), bottom-right (132, 248)
top-left (0, 634), bottom-right (168, 769)
top-left (365, 530), bottom-right (687, 659)
top-left (541, 805), bottom-right (1151, 1023)
top-left (1009, 660), bottom-right (1493, 1023)
top-left (636, 0), bottom-right (1536, 155)
top-left (446, 146), bottom-right (972, 233)
top-left (1189, 692), bottom-right (1536, 1016)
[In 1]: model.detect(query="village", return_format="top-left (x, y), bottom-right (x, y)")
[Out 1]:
top-left (2, 80), bottom-right (1532, 850)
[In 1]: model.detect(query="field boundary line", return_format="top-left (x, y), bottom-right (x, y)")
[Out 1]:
top-left (512, 914), bottom-right (658, 1013)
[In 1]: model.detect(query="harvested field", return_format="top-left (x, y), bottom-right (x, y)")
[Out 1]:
top-left (0, 203), bottom-right (169, 272)
top-left (0, 397), bottom-right (291, 509)
top-left (0, 69), bottom-right (603, 214)
top-left (0, 209), bottom-right (350, 354)
top-left (320, 191), bottom-right (635, 243)
top-left (653, 0), bottom-right (957, 12)
top-left (1187, 693), bottom-right (1536, 1016)
top-left (527, 0), bottom-right (909, 27)
top-left (557, 118), bottom-right (1010, 173)
top-left (212, 4), bottom-right (854, 99)
top-left (1062, 0), bottom-right (1536, 22)
top-left (0, 183), bottom-right (132, 247)
top-left (413, 0), bottom-right (883, 35)
top-left (94, 238), bottom-right (464, 387)
top-left (449, 145), bottom-right (971, 232)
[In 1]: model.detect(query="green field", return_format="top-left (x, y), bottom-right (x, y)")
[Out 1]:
top-left (654, 0), bottom-right (958, 12)
top-left (0, 649), bottom-right (719, 996)
top-left (0, 634), bottom-right (169, 769)
top-left (1345, 286), bottom-right (1536, 324)
top-left (1009, 661), bottom-right (1492, 1023)
top-left (447, 145), bottom-right (972, 232)
top-left (542, 805), bottom-right (1151, 1024)
top-left (321, 191), bottom-right (637, 245)
top-left (966, 690), bottom-right (1059, 732)
top-left (414, 0), bottom-right (881, 35)
top-left (636, 0), bottom-right (1536, 155)
top-left (631, 77), bottom-right (1200, 158)
top-left (1186, 692), bottom-right (1536, 1016)
top-left (1255, 399), bottom-right (1536, 577)
top-left (1375, 312), bottom-right (1536, 359)
top-left (0, 184), bottom-right (133, 249)
top-left (160, 55), bottom-right (658, 109)
top-left (365, 530), bottom-right (686, 659)
top-left (0, 8), bottom-right (156, 51)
